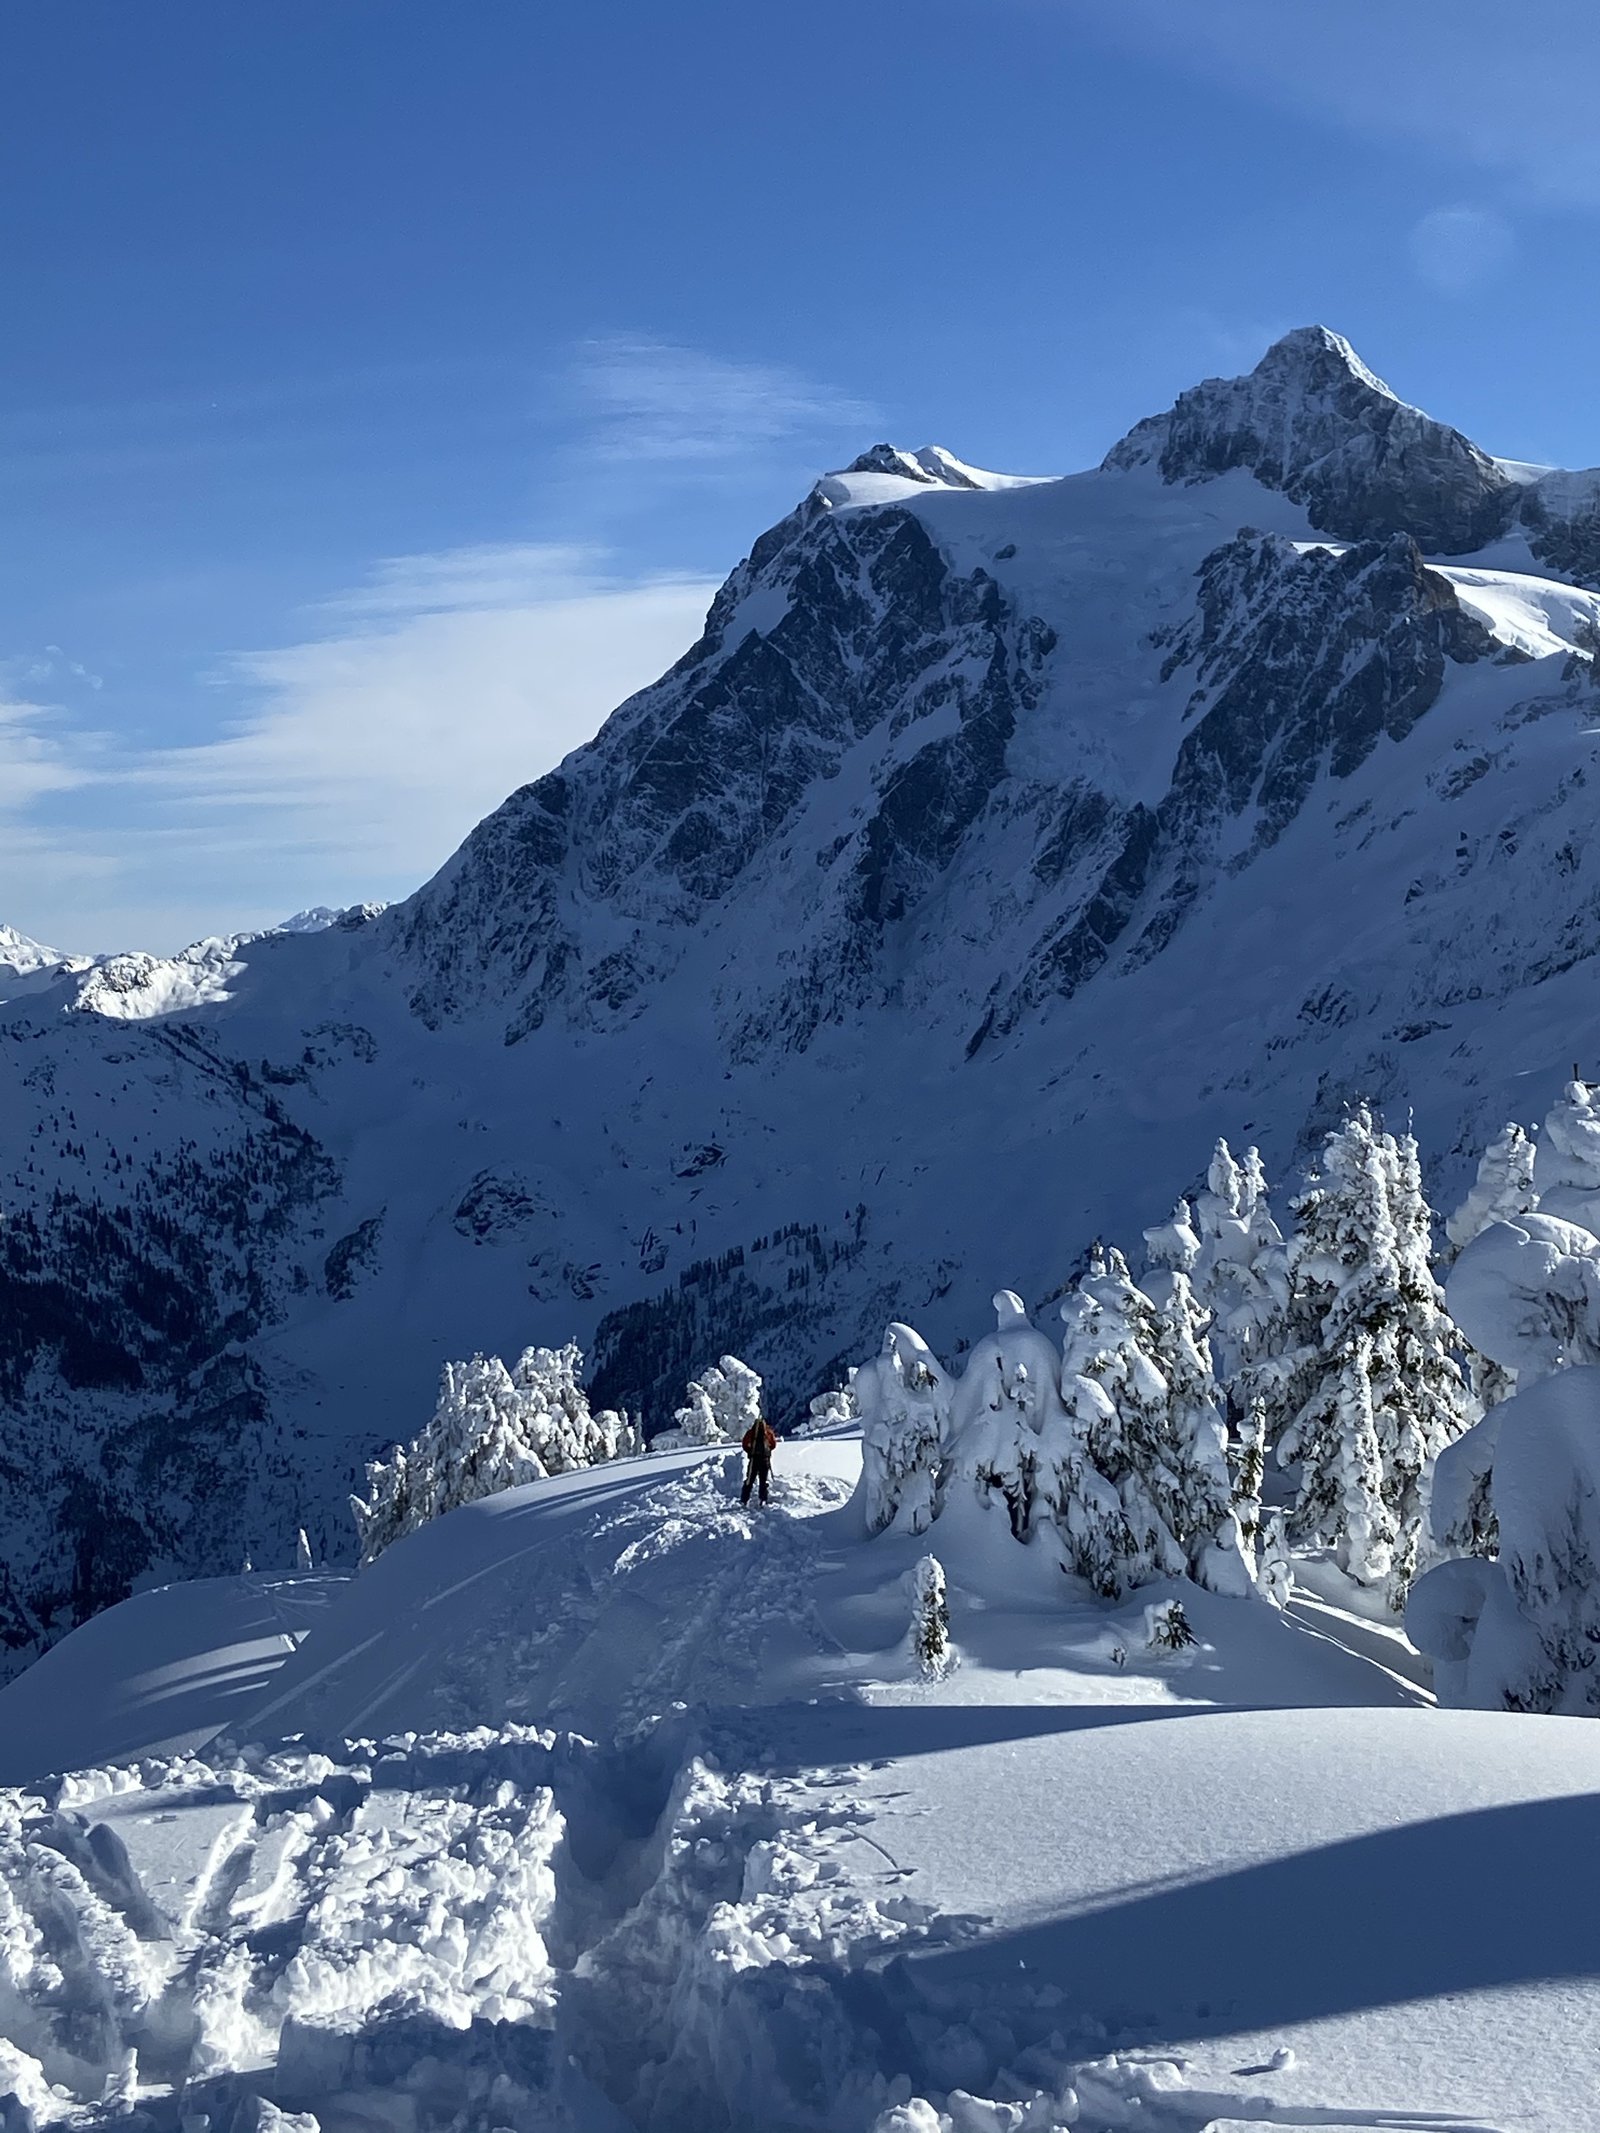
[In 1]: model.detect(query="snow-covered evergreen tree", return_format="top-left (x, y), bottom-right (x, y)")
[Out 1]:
top-left (854, 1322), bottom-right (951, 1535)
top-left (939, 1289), bottom-right (1145, 1599)
top-left (1031, 1366), bottom-right (1141, 1598)
top-left (797, 1376), bottom-right (858, 1437)
top-left (910, 1554), bottom-right (952, 1678)
top-left (1273, 1109), bottom-right (1473, 1604)
top-left (1410, 1365), bottom-right (1600, 1715)
top-left (658, 1354), bottom-right (764, 1449)
top-left (508, 1342), bottom-right (640, 1471)
top-left (1445, 1122), bottom-right (1540, 1408)
top-left (1434, 1193), bottom-right (1600, 1561)
top-left (1059, 1248), bottom-right (1249, 1594)
top-left (1446, 1122), bottom-right (1538, 1254)
top-left (1191, 1140), bottom-right (1289, 1384)
top-left (1534, 1078), bottom-right (1600, 1232)
top-left (1141, 1198), bottom-right (1200, 1292)
top-left (1142, 1597), bottom-right (1197, 1653)
top-left (352, 1341), bottom-right (642, 1561)
top-left (1447, 1208), bottom-right (1600, 1392)
top-left (1231, 1396), bottom-right (1268, 1562)
top-left (1256, 1509), bottom-right (1293, 1610)
top-left (946, 1292), bottom-right (1063, 1542)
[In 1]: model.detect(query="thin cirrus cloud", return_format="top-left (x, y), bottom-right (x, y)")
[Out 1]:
top-left (0, 675), bottom-right (107, 814)
top-left (146, 541), bottom-right (720, 884)
top-left (576, 335), bottom-right (880, 465)
top-left (0, 544), bottom-right (719, 955)
top-left (0, 335), bottom-right (878, 953)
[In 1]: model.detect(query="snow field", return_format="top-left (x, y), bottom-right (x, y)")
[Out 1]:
top-left (0, 1729), bottom-right (577, 2128)
top-left (5, 1443), bottom-right (1600, 2129)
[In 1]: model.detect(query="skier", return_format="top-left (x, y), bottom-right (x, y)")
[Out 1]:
top-left (741, 1413), bottom-right (777, 1506)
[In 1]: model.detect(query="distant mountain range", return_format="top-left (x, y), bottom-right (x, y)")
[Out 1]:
top-left (6, 325), bottom-right (1600, 1672)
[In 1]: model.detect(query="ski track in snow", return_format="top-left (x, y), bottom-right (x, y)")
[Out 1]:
top-left (0, 1463), bottom-right (1548, 2133)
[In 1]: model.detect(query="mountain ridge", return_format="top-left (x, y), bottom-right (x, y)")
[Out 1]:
top-left (5, 325), bottom-right (1600, 1674)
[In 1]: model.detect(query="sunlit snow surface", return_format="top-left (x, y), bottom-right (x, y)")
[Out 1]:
top-left (3, 1440), bottom-right (1597, 2132)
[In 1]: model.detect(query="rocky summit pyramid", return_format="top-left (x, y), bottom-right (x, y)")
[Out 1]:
top-left (5, 326), bottom-right (1600, 1669)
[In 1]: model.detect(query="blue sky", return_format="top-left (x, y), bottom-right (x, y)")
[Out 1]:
top-left (5, 0), bottom-right (1600, 951)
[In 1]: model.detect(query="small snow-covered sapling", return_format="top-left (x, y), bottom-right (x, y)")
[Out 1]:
top-left (911, 1553), bottom-right (952, 1679)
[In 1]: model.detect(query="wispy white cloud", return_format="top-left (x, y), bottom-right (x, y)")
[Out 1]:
top-left (0, 544), bottom-right (718, 953)
top-left (1069, 0), bottom-right (1600, 211)
top-left (156, 542), bottom-right (716, 873)
top-left (0, 685), bottom-right (103, 810)
top-left (576, 335), bottom-right (880, 464)
top-left (0, 335), bottom-right (881, 951)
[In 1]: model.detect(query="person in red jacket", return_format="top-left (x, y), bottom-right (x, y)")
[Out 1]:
top-left (741, 1415), bottom-right (777, 1507)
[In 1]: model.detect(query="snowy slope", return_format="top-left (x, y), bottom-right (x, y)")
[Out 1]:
top-left (3, 1440), bottom-right (1597, 2132)
top-left (10, 325), bottom-right (1600, 1671)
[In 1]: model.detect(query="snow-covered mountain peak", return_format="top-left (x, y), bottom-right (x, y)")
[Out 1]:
top-left (0, 923), bottom-right (65, 976)
top-left (1250, 322), bottom-right (1400, 402)
top-left (836, 443), bottom-right (1044, 495)
top-left (1103, 322), bottom-right (1516, 555)
top-left (275, 900), bottom-right (391, 935)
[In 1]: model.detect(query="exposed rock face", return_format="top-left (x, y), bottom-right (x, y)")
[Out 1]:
top-left (1519, 471), bottom-right (1600, 589)
top-left (1105, 324), bottom-right (1600, 588)
top-left (981, 532), bottom-right (1498, 1040)
top-left (1104, 327), bottom-right (1519, 555)
top-left (395, 500), bottom-right (1053, 1054)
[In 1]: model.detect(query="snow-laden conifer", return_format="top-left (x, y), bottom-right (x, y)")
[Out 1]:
top-left (1143, 1597), bottom-right (1197, 1653)
top-left (510, 1342), bottom-right (641, 1471)
top-left (1141, 1198), bottom-right (1200, 1285)
top-left (1257, 1508), bottom-right (1294, 1610)
top-left (1232, 1397), bottom-right (1268, 1563)
top-left (1447, 1209), bottom-right (1600, 1392)
top-left (798, 1376), bottom-right (858, 1437)
top-left (910, 1554), bottom-right (952, 1678)
top-left (946, 1291), bottom-right (1063, 1542)
top-left (1445, 1122), bottom-right (1540, 1408)
top-left (1534, 1078), bottom-right (1600, 1232)
top-left (352, 1342), bottom-right (641, 1561)
top-left (1273, 1109), bottom-right (1473, 1603)
top-left (1191, 1140), bottom-right (1290, 1383)
top-left (1059, 1248), bottom-right (1249, 1594)
top-left (854, 1323), bottom-right (950, 1534)
top-left (1446, 1122), bottom-right (1538, 1254)
top-left (1030, 1365), bottom-right (1141, 1599)
top-left (941, 1290), bottom-right (1139, 1595)
top-left (659, 1354), bottom-right (764, 1449)
top-left (1410, 1364), bottom-right (1600, 1715)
